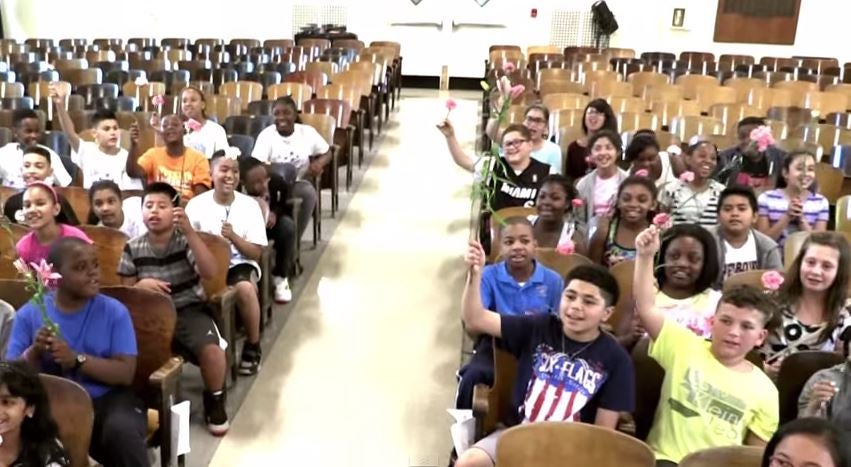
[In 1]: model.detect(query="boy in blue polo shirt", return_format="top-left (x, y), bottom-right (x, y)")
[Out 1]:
top-left (455, 217), bottom-right (563, 409)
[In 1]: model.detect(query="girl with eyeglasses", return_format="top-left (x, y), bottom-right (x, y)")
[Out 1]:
top-left (483, 103), bottom-right (563, 174)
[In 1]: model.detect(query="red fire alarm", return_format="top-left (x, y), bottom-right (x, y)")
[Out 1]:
top-left (531, 8), bottom-right (538, 18)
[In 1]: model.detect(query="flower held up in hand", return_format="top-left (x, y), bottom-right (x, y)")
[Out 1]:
top-left (761, 270), bottom-right (784, 291)
top-left (185, 118), bottom-right (203, 132)
top-left (14, 259), bottom-right (63, 336)
top-left (556, 240), bottom-right (575, 256)
top-left (445, 98), bottom-right (457, 119)
top-left (749, 125), bottom-right (775, 152)
top-left (653, 213), bottom-right (672, 230)
top-left (679, 171), bottom-right (695, 183)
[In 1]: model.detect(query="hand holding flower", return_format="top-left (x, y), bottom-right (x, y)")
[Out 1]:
top-left (445, 98), bottom-right (457, 119)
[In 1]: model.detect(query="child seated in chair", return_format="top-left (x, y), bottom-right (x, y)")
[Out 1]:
top-left (125, 115), bottom-right (211, 204)
top-left (87, 180), bottom-right (146, 238)
top-left (51, 84), bottom-right (143, 190)
top-left (7, 237), bottom-right (148, 467)
top-left (0, 109), bottom-right (73, 188)
top-left (633, 224), bottom-right (778, 466)
top-left (117, 182), bottom-right (230, 436)
top-left (3, 147), bottom-right (79, 226)
top-left (15, 182), bottom-right (90, 265)
top-left (186, 150), bottom-right (268, 376)
top-left (239, 155), bottom-right (296, 303)
top-left (457, 241), bottom-right (635, 467)
top-left (455, 217), bottom-right (564, 411)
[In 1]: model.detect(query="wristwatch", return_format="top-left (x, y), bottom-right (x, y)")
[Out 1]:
top-left (73, 353), bottom-right (88, 371)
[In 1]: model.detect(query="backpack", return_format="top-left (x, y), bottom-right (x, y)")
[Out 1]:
top-left (591, 1), bottom-right (619, 36)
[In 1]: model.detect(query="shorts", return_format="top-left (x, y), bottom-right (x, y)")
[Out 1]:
top-left (469, 428), bottom-right (505, 463)
top-left (226, 263), bottom-right (259, 286)
top-left (173, 303), bottom-right (223, 362)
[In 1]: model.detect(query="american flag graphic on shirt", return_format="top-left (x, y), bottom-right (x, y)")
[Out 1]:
top-left (521, 344), bottom-right (607, 423)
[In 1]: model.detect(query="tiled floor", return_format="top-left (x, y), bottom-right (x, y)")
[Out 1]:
top-left (177, 90), bottom-right (482, 466)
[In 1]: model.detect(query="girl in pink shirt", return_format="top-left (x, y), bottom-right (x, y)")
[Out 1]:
top-left (14, 182), bottom-right (91, 264)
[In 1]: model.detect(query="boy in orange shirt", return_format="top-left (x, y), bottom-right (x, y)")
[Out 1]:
top-left (126, 115), bottom-right (211, 203)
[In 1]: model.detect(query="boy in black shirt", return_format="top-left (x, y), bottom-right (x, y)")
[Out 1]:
top-left (716, 117), bottom-right (786, 190)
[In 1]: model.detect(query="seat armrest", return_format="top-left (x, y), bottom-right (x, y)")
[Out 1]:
top-left (148, 356), bottom-right (183, 467)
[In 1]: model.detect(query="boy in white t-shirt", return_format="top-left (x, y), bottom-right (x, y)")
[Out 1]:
top-left (89, 180), bottom-right (147, 238)
top-left (0, 108), bottom-right (72, 188)
top-left (51, 84), bottom-right (143, 190)
top-left (186, 149), bottom-right (268, 375)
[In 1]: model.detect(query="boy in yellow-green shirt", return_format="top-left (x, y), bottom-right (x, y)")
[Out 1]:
top-left (633, 225), bottom-right (779, 466)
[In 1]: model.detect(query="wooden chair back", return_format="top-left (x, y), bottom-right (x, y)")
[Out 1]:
top-left (219, 81), bottom-right (263, 111)
top-left (535, 249), bottom-right (592, 279)
top-left (78, 226), bottom-right (128, 286)
top-left (0, 224), bottom-right (28, 280)
top-left (496, 421), bottom-right (655, 467)
top-left (836, 195), bottom-right (851, 233)
top-left (778, 351), bottom-right (844, 423)
top-left (631, 337), bottom-right (664, 440)
top-left (814, 162), bottom-right (844, 204)
top-left (197, 232), bottom-right (230, 296)
top-left (783, 231), bottom-right (810, 267)
top-left (0, 278), bottom-right (32, 309)
top-left (679, 446), bottom-right (764, 467)
top-left (723, 270), bottom-right (784, 293)
top-left (299, 113), bottom-right (336, 147)
top-left (40, 374), bottom-right (93, 467)
top-left (55, 186), bottom-right (90, 222)
top-left (266, 82), bottom-right (312, 110)
top-left (478, 341), bottom-right (518, 436)
top-left (609, 260), bottom-right (636, 333)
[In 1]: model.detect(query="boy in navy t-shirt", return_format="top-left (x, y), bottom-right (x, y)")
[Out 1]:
top-left (6, 237), bottom-right (148, 467)
top-left (456, 217), bottom-right (563, 409)
top-left (455, 240), bottom-right (635, 467)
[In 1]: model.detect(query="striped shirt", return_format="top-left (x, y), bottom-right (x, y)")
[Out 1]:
top-left (659, 179), bottom-right (725, 227)
top-left (117, 231), bottom-right (206, 310)
top-left (757, 189), bottom-right (829, 246)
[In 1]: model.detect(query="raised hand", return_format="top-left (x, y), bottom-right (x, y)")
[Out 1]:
top-left (464, 240), bottom-right (486, 274)
top-left (47, 82), bottom-right (64, 105)
top-left (129, 122), bottom-right (140, 144)
top-left (172, 207), bottom-right (192, 233)
top-left (635, 225), bottom-right (661, 257)
top-left (436, 119), bottom-right (455, 138)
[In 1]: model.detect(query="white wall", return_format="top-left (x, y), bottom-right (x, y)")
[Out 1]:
top-left (3, 0), bottom-right (850, 71)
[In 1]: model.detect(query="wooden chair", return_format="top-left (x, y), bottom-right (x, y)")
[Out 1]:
top-left (631, 337), bottom-right (664, 440)
top-left (40, 374), bottom-right (94, 467)
top-left (300, 112), bottom-right (340, 223)
top-left (496, 421), bottom-right (655, 467)
top-left (709, 103), bottom-right (762, 137)
top-left (773, 80), bottom-right (819, 106)
top-left (723, 77), bottom-right (766, 102)
top-left (679, 446), bottom-right (764, 467)
top-left (675, 74), bottom-right (719, 100)
top-left (607, 96), bottom-right (647, 114)
top-left (472, 340), bottom-right (517, 440)
top-left (669, 116), bottom-right (724, 142)
top-left (487, 207), bottom-right (537, 262)
top-left (303, 98), bottom-right (357, 190)
top-left (747, 87), bottom-right (792, 112)
top-left (535, 249), bottom-right (592, 279)
top-left (0, 278), bottom-right (32, 308)
top-left (695, 86), bottom-right (737, 113)
top-left (54, 186), bottom-right (90, 222)
top-left (539, 80), bottom-right (586, 97)
top-left (778, 351), bottom-right (844, 423)
top-left (120, 82), bottom-right (166, 111)
top-left (723, 270), bottom-right (784, 292)
top-left (650, 100), bottom-right (701, 129)
top-left (609, 260), bottom-right (636, 335)
top-left (593, 81), bottom-right (634, 100)
top-left (836, 195), bottom-right (851, 233)
top-left (815, 162), bottom-right (844, 204)
top-left (266, 82), bottom-right (312, 111)
top-left (619, 112), bottom-right (660, 132)
top-left (627, 71), bottom-right (669, 98)
top-left (802, 91), bottom-right (849, 116)
top-left (197, 232), bottom-right (239, 383)
top-left (100, 286), bottom-right (184, 467)
top-left (541, 93), bottom-right (588, 112)
top-left (0, 224), bottom-right (28, 280)
top-left (219, 81), bottom-right (263, 112)
top-left (783, 231), bottom-right (810, 266)
top-left (78, 226), bottom-right (128, 286)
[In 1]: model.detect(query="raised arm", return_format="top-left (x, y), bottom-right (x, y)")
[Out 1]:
top-left (49, 83), bottom-right (81, 152)
top-left (634, 225), bottom-right (665, 339)
top-left (125, 123), bottom-right (146, 179)
top-left (436, 119), bottom-right (476, 172)
top-left (462, 241), bottom-right (502, 337)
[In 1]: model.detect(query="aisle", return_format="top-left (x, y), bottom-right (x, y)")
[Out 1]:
top-left (208, 90), bottom-right (480, 466)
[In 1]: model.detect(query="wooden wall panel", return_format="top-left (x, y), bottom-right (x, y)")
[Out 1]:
top-left (714, 0), bottom-right (801, 45)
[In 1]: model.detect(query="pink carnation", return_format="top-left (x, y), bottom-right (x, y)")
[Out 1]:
top-left (151, 94), bottom-right (164, 107)
top-left (571, 199), bottom-right (584, 208)
top-left (445, 98), bottom-right (457, 111)
top-left (652, 213), bottom-right (672, 230)
top-left (634, 169), bottom-right (649, 177)
top-left (750, 125), bottom-right (775, 152)
top-left (761, 271), bottom-right (784, 291)
top-left (679, 171), bottom-right (695, 183)
top-left (503, 62), bottom-right (516, 73)
top-left (556, 240), bottom-right (575, 256)
top-left (185, 118), bottom-right (203, 132)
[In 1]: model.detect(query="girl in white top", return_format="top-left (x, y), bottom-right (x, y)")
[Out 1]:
top-left (87, 180), bottom-right (146, 239)
top-left (179, 87), bottom-right (229, 158)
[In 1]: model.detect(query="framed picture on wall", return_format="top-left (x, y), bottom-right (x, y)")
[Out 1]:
top-left (672, 8), bottom-right (685, 28)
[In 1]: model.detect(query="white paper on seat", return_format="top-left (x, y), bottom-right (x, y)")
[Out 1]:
top-left (171, 400), bottom-right (192, 458)
top-left (447, 409), bottom-right (475, 454)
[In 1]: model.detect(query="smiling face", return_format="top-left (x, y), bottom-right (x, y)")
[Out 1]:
top-left (180, 88), bottom-right (206, 121)
top-left (632, 145), bottom-right (662, 180)
top-left (213, 157), bottom-right (239, 196)
top-left (91, 188), bottom-right (123, 228)
top-left (770, 434), bottom-right (837, 467)
top-left (56, 242), bottom-right (101, 299)
top-left (499, 223), bottom-right (536, 269)
top-left (161, 114), bottom-right (185, 145)
top-left (501, 130), bottom-right (531, 166)
top-left (242, 164), bottom-right (269, 198)
top-left (523, 108), bottom-right (548, 142)
top-left (15, 118), bottom-right (41, 146)
top-left (0, 384), bottom-right (32, 437)
top-left (617, 183), bottom-right (655, 224)
top-left (709, 302), bottom-right (767, 361)
top-left (21, 151), bottom-right (52, 185)
top-left (142, 192), bottom-right (175, 233)
top-left (686, 143), bottom-right (717, 180)
top-left (584, 106), bottom-right (605, 132)
top-left (591, 136), bottom-right (618, 170)
top-left (22, 186), bottom-right (59, 230)
top-left (663, 236), bottom-right (705, 292)
top-left (559, 279), bottom-right (613, 339)
top-left (799, 244), bottom-right (840, 293)
top-left (535, 182), bottom-right (568, 222)
top-left (784, 154), bottom-right (817, 191)
top-left (273, 101), bottom-right (297, 136)
top-left (94, 118), bottom-right (120, 150)
top-left (719, 194), bottom-right (755, 236)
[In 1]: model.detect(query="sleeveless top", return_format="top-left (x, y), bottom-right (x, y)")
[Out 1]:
top-left (603, 218), bottom-right (637, 267)
top-left (528, 215), bottom-right (578, 246)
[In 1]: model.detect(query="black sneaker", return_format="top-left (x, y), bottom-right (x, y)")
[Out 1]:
top-left (203, 391), bottom-right (229, 436)
top-left (239, 345), bottom-right (262, 376)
